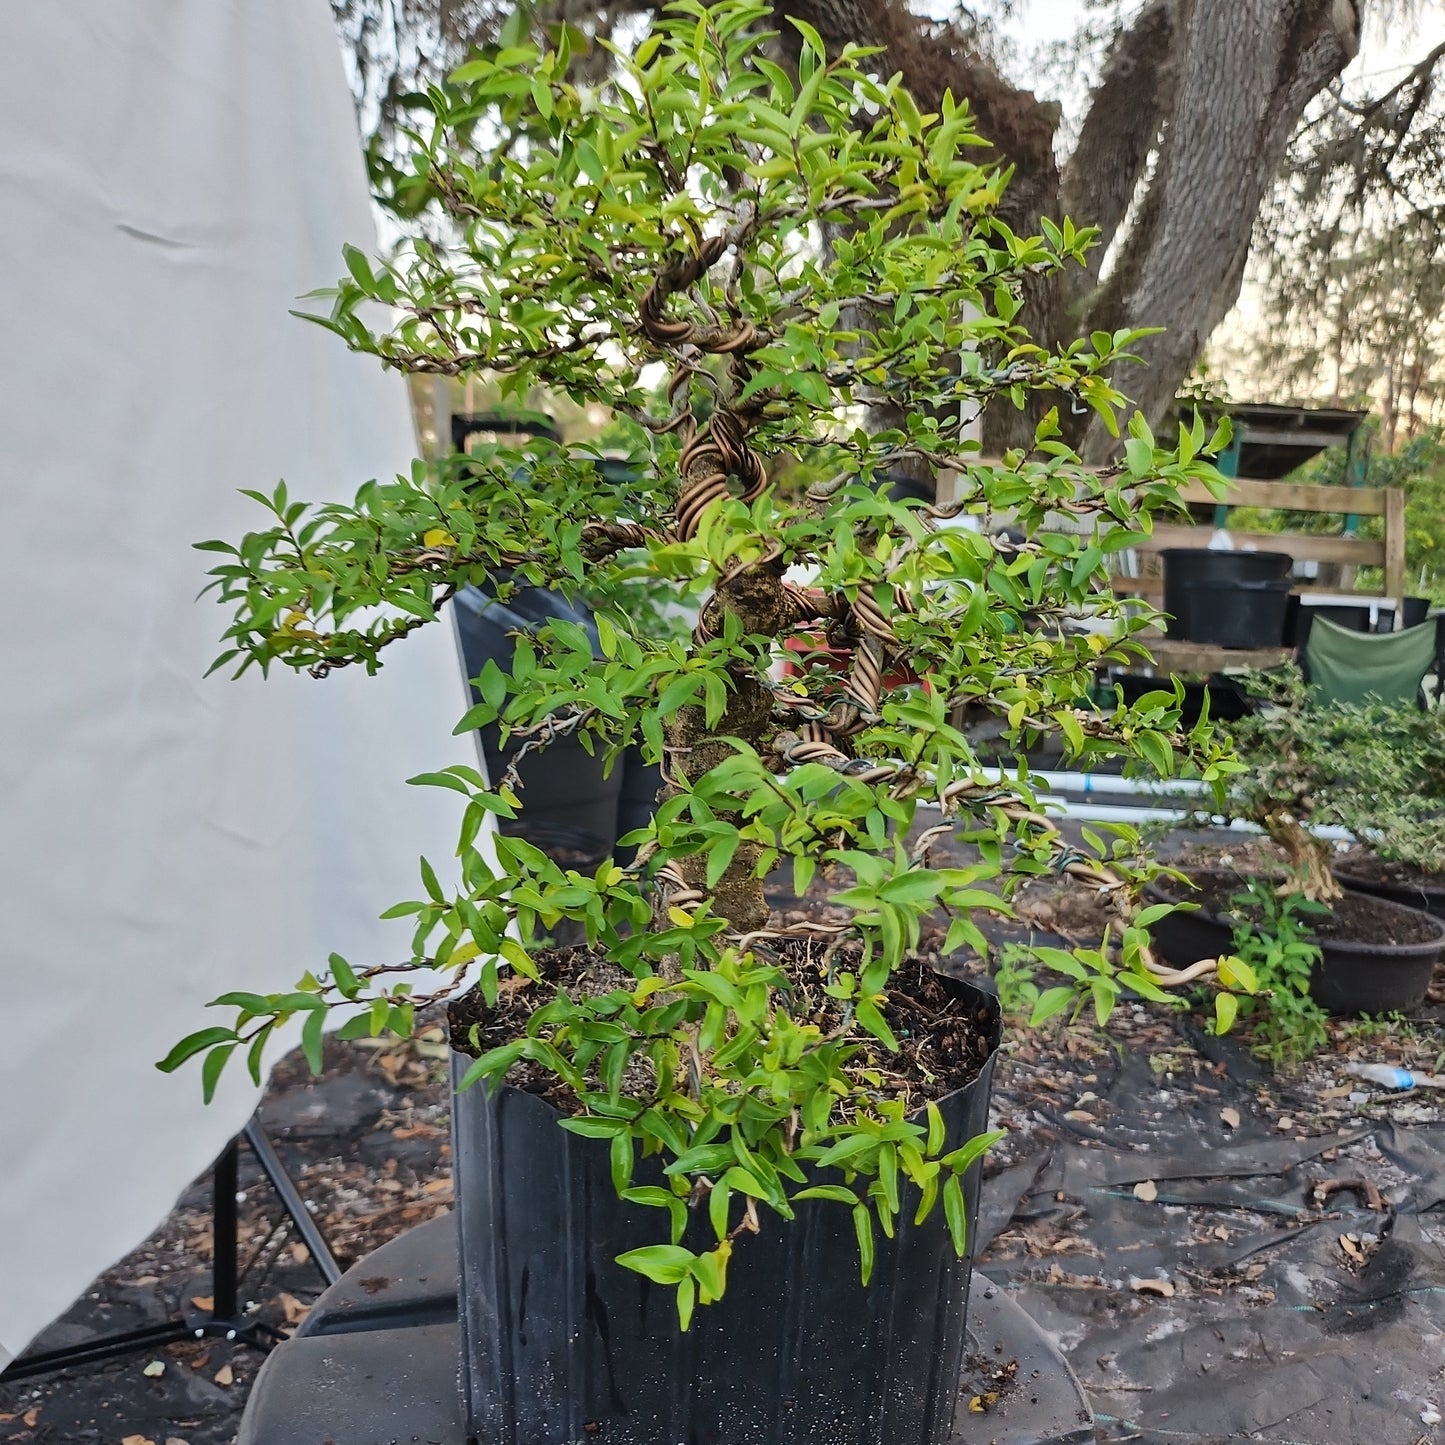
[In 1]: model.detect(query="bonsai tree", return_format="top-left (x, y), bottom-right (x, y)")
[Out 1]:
top-left (1225, 667), bottom-right (1445, 902)
top-left (164, 0), bottom-right (1243, 1322)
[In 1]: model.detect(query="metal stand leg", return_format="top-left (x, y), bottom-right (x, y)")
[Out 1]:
top-left (1, 1121), bottom-right (333, 1381)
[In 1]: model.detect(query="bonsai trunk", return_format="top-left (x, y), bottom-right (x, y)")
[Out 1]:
top-left (663, 407), bottom-right (792, 934)
top-left (1264, 811), bottom-right (1342, 905)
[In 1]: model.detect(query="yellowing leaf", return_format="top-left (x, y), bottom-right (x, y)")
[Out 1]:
top-left (423, 528), bottom-right (457, 548)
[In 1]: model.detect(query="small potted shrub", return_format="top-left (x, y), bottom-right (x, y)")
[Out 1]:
top-left (164, 6), bottom-right (1245, 1441)
top-left (1149, 667), bottom-right (1445, 1015)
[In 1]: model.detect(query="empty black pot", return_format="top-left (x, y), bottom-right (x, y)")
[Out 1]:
top-left (1161, 550), bottom-right (1293, 646)
top-left (450, 974), bottom-right (1003, 1445)
top-left (452, 583), bottom-right (624, 849)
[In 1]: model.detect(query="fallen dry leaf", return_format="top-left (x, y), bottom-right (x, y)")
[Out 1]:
top-left (1132, 1278), bottom-right (1176, 1298)
top-left (190, 1295), bottom-right (214, 1312)
top-left (1340, 1234), bottom-right (1367, 1265)
top-left (121, 1436), bottom-right (154, 1445)
top-left (214, 1363), bottom-right (235, 1387)
top-left (1276, 1116), bottom-right (1295, 1131)
top-left (165, 1438), bottom-right (192, 1445)
top-left (22, 1408), bottom-right (41, 1428)
top-left (422, 1178), bottom-right (453, 1195)
top-left (142, 1359), bottom-right (165, 1378)
top-left (1220, 1107), bottom-right (1240, 1130)
top-left (1318, 1085), bottom-right (1352, 1101)
top-left (279, 1292), bottom-right (311, 1327)
top-left (288, 1242), bottom-right (310, 1265)
top-left (1133, 1180), bottom-right (1159, 1203)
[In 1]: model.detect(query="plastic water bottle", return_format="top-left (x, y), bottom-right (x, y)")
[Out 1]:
top-left (1345, 1063), bottom-right (1445, 1090)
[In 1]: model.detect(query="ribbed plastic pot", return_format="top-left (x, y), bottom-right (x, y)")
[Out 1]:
top-left (1144, 871), bottom-right (1445, 1015)
top-left (1331, 865), bottom-right (1445, 924)
top-left (450, 973), bottom-right (1002, 1445)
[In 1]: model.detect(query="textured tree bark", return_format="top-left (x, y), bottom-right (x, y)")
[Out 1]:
top-left (778, 0), bottom-right (1359, 455)
top-left (1057, 0), bottom-right (1181, 318)
top-left (1076, 0), bottom-right (1359, 457)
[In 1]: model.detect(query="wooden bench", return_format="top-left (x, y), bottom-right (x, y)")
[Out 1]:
top-left (1110, 477), bottom-right (1407, 673)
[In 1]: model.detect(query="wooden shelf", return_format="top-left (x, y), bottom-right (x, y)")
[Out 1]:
top-left (1125, 639), bottom-right (1291, 675)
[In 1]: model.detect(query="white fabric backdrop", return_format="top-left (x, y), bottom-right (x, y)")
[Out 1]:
top-left (0, 2), bottom-right (475, 1365)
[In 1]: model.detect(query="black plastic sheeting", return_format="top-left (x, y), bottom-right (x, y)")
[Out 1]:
top-left (974, 1048), bottom-right (1445, 1444)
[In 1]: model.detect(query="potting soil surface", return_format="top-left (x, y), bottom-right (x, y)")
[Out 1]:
top-left (3, 826), bottom-right (1444, 1445)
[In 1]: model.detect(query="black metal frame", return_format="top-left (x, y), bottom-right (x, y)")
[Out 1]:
top-left (0, 1119), bottom-right (341, 1382)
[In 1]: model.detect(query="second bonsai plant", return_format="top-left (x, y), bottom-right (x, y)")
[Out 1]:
top-left (164, 5), bottom-right (1247, 1440)
top-left (1150, 667), bottom-right (1445, 1020)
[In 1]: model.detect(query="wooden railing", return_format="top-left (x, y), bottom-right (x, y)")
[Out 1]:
top-left (1110, 477), bottom-right (1406, 612)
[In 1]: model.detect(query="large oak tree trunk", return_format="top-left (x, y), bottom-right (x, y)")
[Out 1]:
top-left (778, 0), bottom-right (1360, 456)
top-left (1073, 0), bottom-right (1359, 458)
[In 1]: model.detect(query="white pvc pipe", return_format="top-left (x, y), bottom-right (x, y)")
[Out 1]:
top-left (1027, 770), bottom-right (1209, 798)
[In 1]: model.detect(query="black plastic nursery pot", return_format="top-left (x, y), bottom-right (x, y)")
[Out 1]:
top-left (1145, 869), bottom-right (1445, 1015)
top-left (454, 582), bottom-right (626, 849)
top-left (1160, 549), bottom-right (1293, 648)
top-left (448, 973), bottom-right (1002, 1445)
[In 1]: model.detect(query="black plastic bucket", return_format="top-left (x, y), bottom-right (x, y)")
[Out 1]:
top-left (450, 974), bottom-right (1002, 1445)
top-left (1161, 550), bottom-right (1292, 645)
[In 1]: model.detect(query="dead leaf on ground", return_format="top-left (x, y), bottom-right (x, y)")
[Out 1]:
top-left (1340, 1234), bottom-right (1367, 1265)
top-left (1220, 1107), bottom-right (1240, 1129)
top-left (1132, 1278), bottom-right (1175, 1298)
top-left (190, 1295), bottom-right (214, 1311)
top-left (214, 1363), bottom-right (235, 1387)
top-left (121, 1436), bottom-right (154, 1445)
top-left (422, 1178), bottom-right (453, 1195)
top-left (1276, 1116), bottom-right (1295, 1131)
top-left (279, 1292), bottom-right (311, 1327)
top-left (288, 1242), bottom-right (310, 1264)
top-left (166, 1438), bottom-right (192, 1445)
top-left (22, 1408), bottom-right (41, 1428)
top-left (1133, 1180), bottom-right (1159, 1202)
top-left (142, 1359), bottom-right (165, 1377)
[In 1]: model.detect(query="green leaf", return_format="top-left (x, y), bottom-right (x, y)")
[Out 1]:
top-left (852, 1203), bottom-right (876, 1285)
top-left (200, 1044), bottom-right (236, 1104)
top-left (1213, 991), bottom-right (1240, 1034)
top-left (156, 1027), bottom-right (237, 1074)
top-left (301, 1009), bottom-right (326, 1075)
top-left (942, 1173), bottom-right (968, 1256)
top-left (616, 1244), bottom-right (695, 1285)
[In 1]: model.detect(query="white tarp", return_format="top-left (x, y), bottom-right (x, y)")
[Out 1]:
top-left (0, 2), bottom-right (473, 1365)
